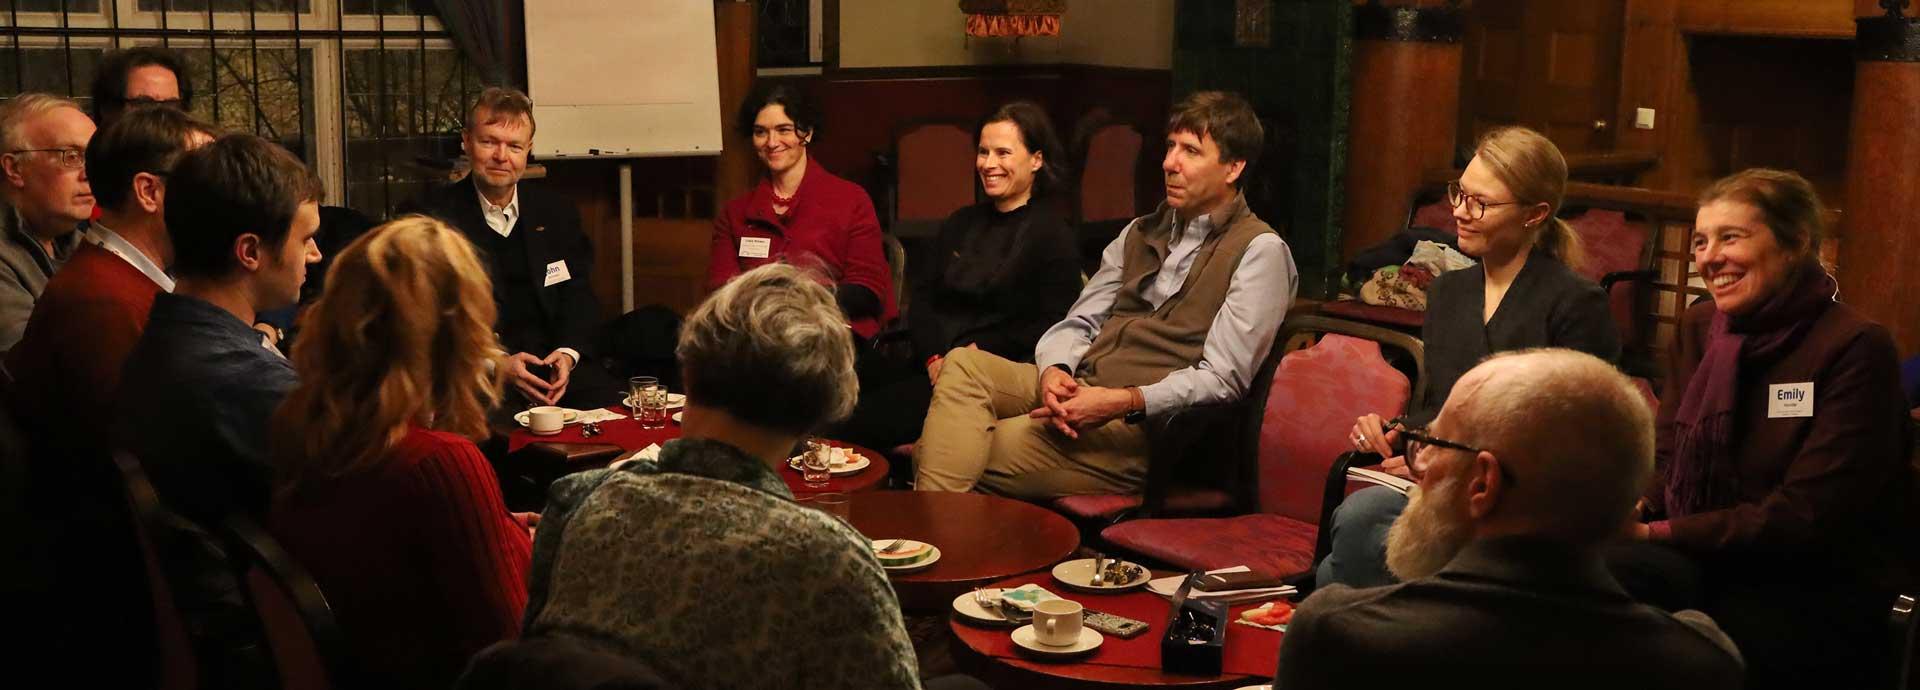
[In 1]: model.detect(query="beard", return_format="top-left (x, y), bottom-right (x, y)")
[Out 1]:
top-left (1384, 472), bottom-right (1473, 581)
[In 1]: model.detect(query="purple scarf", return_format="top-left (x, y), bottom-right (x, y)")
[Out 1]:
top-left (1663, 268), bottom-right (1837, 517)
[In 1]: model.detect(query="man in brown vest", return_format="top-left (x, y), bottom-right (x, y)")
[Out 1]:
top-left (914, 91), bottom-right (1297, 498)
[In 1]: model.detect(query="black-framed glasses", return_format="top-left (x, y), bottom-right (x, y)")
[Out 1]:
top-left (1445, 180), bottom-right (1519, 221)
top-left (1384, 416), bottom-right (1484, 482)
top-left (6, 147), bottom-right (85, 170)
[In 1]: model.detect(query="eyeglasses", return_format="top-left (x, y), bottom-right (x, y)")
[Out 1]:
top-left (6, 147), bottom-right (85, 170)
top-left (1384, 416), bottom-right (1485, 482)
top-left (1445, 180), bottom-right (1519, 221)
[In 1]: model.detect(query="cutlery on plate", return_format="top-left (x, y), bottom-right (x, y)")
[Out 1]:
top-left (1090, 552), bottom-right (1107, 586)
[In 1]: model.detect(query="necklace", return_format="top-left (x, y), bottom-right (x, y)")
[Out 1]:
top-left (772, 187), bottom-right (796, 204)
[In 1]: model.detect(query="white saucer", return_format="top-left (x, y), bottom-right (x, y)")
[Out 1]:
top-left (873, 541), bottom-right (940, 574)
top-left (1233, 686), bottom-right (1273, 690)
top-left (1051, 558), bottom-right (1149, 593)
top-left (672, 411), bottom-right (683, 424)
top-left (622, 392), bottom-right (686, 409)
top-left (1011, 624), bottom-right (1103, 658)
top-left (787, 449), bottom-right (871, 476)
top-left (513, 409), bottom-right (581, 428)
top-left (950, 588), bottom-right (1019, 627)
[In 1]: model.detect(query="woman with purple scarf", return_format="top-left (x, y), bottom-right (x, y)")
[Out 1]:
top-left (1615, 168), bottom-right (1916, 690)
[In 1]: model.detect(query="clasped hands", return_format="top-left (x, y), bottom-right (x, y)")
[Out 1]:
top-left (1028, 366), bottom-right (1134, 439)
top-left (505, 349), bottom-right (576, 406)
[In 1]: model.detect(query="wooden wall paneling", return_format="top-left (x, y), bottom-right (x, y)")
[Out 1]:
top-left (1841, 5), bottom-right (1920, 356)
top-left (716, 0), bottom-right (758, 206)
top-left (1677, 0), bottom-right (1854, 38)
top-left (1616, 0), bottom-right (1683, 191)
top-left (1460, 0), bottom-right (1626, 156)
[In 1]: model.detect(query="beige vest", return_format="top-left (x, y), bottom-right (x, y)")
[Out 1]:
top-left (1079, 193), bottom-right (1274, 388)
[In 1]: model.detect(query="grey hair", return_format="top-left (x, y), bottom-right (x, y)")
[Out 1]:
top-left (676, 263), bottom-right (858, 434)
top-left (1445, 348), bottom-right (1654, 544)
top-left (0, 93), bottom-right (83, 154)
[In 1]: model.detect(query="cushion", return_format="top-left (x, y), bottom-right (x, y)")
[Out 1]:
top-left (1051, 488), bottom-right (1235, 522)
top-left (1257, 335), bottom-right (1410, 520)
top-left (1101, 513), bottom-right (1318, 578)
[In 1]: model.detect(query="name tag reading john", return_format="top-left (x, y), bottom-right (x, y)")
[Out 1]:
top-left (738, 236), bottom-right (772, 259)
top-left (1768, 382), bottom-right (1814, 418)
top-left (543, 260), bottom-right (572, 287)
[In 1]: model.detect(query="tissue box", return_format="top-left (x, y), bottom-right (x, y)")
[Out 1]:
top-left (1160, 598), bottom-right (1227, 676)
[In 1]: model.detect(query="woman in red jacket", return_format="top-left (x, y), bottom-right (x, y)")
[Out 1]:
top-left (709, 83), bottom-right (895, 339)
top-left (268, 216), bottom-right (534, 688)
top-left (1616, 169), bottom-right (1915, 689)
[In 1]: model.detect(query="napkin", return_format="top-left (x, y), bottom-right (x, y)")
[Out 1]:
top-left (997, 583), bottom-right (1063, 612)
top-left (575, 408), bottom-right (628, 424)
top-left (610, 443), bottom-right (663, 470)
top-left (1146, 566), bottom-right (1296, 606)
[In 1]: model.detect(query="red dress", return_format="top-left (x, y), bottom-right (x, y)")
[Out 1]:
top-left (709, 156), bottom-right (897, 339)
top-left (269, 427), bottom-right (532, 688)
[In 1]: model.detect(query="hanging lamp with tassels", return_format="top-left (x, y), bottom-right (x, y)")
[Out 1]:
top-left (960, 0), bottom-right (1067, 38)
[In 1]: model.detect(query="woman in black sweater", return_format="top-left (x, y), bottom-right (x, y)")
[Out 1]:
top-left (834, 102), bottom-right (1082, 459)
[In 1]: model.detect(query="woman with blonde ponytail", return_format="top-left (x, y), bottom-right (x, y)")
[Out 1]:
top-left (266, 216), bottom-right (533, 688)
top-left (1320, 126), bottom-right (1622, 588)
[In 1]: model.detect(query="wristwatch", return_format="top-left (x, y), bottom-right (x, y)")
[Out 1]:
top-left (1124, 386), bottom-right (1147, 425)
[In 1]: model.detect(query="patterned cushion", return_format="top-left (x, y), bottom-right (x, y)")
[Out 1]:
top-left (1051, 488), bottom-right (1235, 521)
top-left (1101, 513), bottom-right (1318, 577)
top-left (1257, 335), bottom-right (1410, 521)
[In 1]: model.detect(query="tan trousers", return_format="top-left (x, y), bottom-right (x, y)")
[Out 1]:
top-left (913, 348), bottom-right (1148, 499)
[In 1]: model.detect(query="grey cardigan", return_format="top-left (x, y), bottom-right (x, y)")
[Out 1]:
top-left (0, 206), bottom-right (83, 352)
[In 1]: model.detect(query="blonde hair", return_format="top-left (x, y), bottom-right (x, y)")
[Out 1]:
top-left (677, 264), bottom-right (858, 434)
top-left (1473, 126), bottom-right (1585, 273)
top-left (272, 216), bottom-right (505, 487)
top-left (1697, 168), bottom-right (1829, 272)
top-left (0, 92), bottom-right (83, 153)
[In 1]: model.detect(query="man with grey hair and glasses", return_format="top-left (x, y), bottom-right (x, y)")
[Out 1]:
top-left (0, 92), bottom-right (95, 351)
top-left (1275, 349), bottom-right (1743, 689)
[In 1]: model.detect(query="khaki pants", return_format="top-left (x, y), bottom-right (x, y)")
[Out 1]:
top-left (913, 348), bottom-right (1148, 499)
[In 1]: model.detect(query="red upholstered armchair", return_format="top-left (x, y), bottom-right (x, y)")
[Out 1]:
top-left (1098, 316), bottom-right (1425, 579)
top-left (885, 121), bottom-right (976, 240)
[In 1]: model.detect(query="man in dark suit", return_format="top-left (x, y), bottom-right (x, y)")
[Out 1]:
top-left (1275, 349), bottom-right (1744, 690)
top-left (405, 87), bottom-right (602, 407)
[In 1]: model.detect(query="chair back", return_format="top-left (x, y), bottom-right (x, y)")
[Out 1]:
top-left (1246, 316), bottom-right (1422, 522)
top-left (224, 515), bottom-right (347, 690)
top-left (1565, 206), bottom-right (1656, 349)
top-left (1406, 184), bottom-right (1458, 234)
top-left (111, 452), bottom-right (198, 690)
top-left (891, 122), bottom-right (975, 234)
top-left (1079, 123), bottom-right (1141, 223)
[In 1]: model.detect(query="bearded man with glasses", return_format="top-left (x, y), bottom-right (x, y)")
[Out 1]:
top-left (1275, 349), bottom-right (1743, 689)
top-left (0, 93), bottom-right (95, 351)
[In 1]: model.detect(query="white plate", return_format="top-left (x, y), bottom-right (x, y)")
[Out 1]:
top-left (786, 448), bottom-right (871, 476)
top-left (622, 392), bottom-right (686, 409)
top-left (1051, 558), bottom-right (1149, 593)
top-left (512, 409), bottom-right (581, 428)
top-left (872, 540), bottom-right (940, 574)
top-left (1011, 624), bottom-right (1103, 658)
top-left (1233, 686), bottom-right (1273, 690)
top-left (950, 588), bottom-right (1020, 627)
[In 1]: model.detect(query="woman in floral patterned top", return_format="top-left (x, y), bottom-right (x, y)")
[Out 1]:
top-left (521, 264), bottom-right (922, 689)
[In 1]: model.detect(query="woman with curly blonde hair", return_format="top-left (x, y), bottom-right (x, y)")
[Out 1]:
top-left (267, 215), bottom-right (533, 689)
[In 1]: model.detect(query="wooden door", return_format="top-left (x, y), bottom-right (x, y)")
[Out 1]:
top-left (1461, 0), bottom-right (1626, 157)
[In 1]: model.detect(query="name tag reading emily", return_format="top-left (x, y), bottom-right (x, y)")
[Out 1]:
top-left (1768, 382), bottom-right (1814, 418)
top-left (738, 236), bottom-right (772, 259)
top-left (543, 260), bottom-right (572, 287)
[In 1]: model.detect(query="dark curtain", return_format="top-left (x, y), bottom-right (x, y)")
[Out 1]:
top-left (430, 0), bottom-right (524, 87)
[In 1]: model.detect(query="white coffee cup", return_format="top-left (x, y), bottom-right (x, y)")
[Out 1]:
top-left (528, 406), bottom-right (566, 435)
top-left (1033, 598), bottom-right (1084, 647)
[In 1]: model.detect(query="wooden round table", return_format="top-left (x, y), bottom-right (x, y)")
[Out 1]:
top-left (502, 405), bottom-right (890, 494)
top-left (947, 571), bottom-right (1280, 690)
top-left (846, 491), bottom-right (1079, 612)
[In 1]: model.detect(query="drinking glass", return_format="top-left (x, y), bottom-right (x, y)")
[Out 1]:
top-left (628, 376), bottom-right (658, 422)
top-left (805, 492), bottom-right (851, 523)
top-left (800, 439), bottom-right (832, 487)
top-left (638, 383), bottom-right (669, 430)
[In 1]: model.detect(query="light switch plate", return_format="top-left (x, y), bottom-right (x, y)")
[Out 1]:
top-left (1634, 108), bottom-right (1656, 130)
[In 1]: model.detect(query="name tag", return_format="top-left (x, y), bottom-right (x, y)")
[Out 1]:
top-left (543, 260), bottom-right (572, 287)
top-left (1768, 382), bottom-right (1814, 418)
top-left (738, 236), bottom-right (772, 259)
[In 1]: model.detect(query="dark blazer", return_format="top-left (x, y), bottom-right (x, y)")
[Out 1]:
top-left (1648, 298), bottom-right (1916, 595)
top-left (1414, 249), bottom-right (1620, 423)
top-left (403, 179), bottom-right (599, 359)
top-left (1276, 537), bottom-right (1745, 690)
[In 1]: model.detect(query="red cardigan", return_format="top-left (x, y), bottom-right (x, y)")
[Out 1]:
top-left (269, 427), bottom-right (532, 688)
top-left (709, 157), bottom-right (896, 338)
top-left (7, 242), bottom-right (161, 435)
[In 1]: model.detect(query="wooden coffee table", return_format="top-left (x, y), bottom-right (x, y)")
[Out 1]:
top-left (846, 491), bottom-right (1079, 612)
top-left (947, 571), bottom-right (1281, 690)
